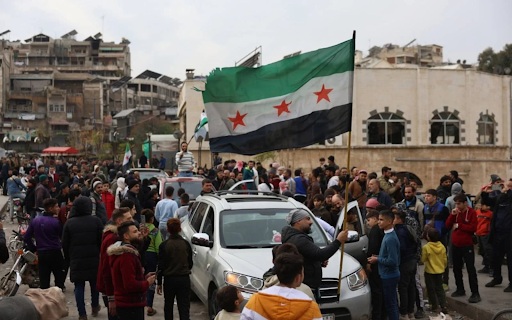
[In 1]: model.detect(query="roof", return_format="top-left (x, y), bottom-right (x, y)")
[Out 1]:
top-left (113, 108), bottom-right (137, 118)
top-left (135, 70), bottom-right (182, 87)
top-left (42, 147), bottom-right (79, 154)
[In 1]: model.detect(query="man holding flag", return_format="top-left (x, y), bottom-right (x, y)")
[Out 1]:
top-left (175, 142), bottom-right (196, 177)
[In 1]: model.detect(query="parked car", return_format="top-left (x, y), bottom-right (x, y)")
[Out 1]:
top-left (334, 201), bottom-right (369, 268)
top-left (180, 190), bottom-right (371, 320)
top-left (126, 168), bottom-right (168, 181)
top-left (159, 176), bottom-right (215, 202)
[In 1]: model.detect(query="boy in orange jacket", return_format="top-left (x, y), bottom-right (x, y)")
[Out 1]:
top-left (476, 200), bottom-right (493, 275)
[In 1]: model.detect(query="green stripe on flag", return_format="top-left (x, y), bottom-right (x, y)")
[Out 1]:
top-left (203, 39), bottom-right (354, 104)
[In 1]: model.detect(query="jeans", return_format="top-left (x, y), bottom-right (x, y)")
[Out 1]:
top-left (164, 275), bottom-right (191, 320)
top-left (492, 231), bottom-right (512, 284)
top-left (382, 276), bottom-right (400, 320)
top-left (477, 234), bottom-right (493, 268)
top-left (9, 193), bottom-right (26, 219)
top-left (102, 296), bottom-right (119, 320)
top-left (145, 252), bottom-right (158, 308)
top-left (75, 280), bottom-right (100, 316)
top-left (452, 244), bottom-right (479, 294)
top-left (415, 265), bottom-right (424, 309)
top-left (178, 171), bottom-right (193, 177)
top-left (398, 260), bottom-right (417, 315)
top-left (368, 264), bottom-right (385, 320)
top-left (38, 249), bottom-right (65, 289)
top-left (116, 306), bottom-right (144, 320)
top-left (424, 273), bottom-right (447, 308)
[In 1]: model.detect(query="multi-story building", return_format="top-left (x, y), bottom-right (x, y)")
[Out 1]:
top-left (0, 30), bottom-right (131, 151)
top-left (369, 42), bottom-right (443, 67)
top-left (111, 70), bottom-right (182, 140)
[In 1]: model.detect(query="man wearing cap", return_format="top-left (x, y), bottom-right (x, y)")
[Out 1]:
top-left (125, 180), bottom-right (142, 222)
top-left (281, 209), bottom-right (348, 296)
top-left (378, 167), bottom-right (401, 199)
top-left (90, 180), bottom-right (108, 225)
top-left (35, 174), bottom-right (52, 215)
top-left (348, 170), bottom-right (368, 214)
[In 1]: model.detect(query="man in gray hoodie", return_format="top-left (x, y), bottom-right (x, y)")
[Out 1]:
top-left (445, 183), bottom-right (472, 212)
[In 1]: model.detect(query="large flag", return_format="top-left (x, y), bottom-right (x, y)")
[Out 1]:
top-left (202, 39), bottom-right (354, 155)
top-left (122, 143), bottom-right (132, 166)
top-left (194, 111), bottom-right (209, 142)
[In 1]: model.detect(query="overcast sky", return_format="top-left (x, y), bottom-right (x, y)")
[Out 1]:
top-left (1, 0), bottom-right (510, 79)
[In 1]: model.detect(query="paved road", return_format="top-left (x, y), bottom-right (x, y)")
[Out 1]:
top-left (0, 195), bottom-right (209, 319)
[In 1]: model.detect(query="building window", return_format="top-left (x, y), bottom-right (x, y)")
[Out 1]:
top-left (50, 105), bottom-right (65, 112)
top-left (477, 114), bottom-right (495, 145)
top-left (367, 112), bottom-right (406, 145)
top-left (430, 111), bottom-right (460, 144)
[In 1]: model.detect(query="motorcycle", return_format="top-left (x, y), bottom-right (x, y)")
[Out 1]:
top-left (0, 246), bottom-right (40, 298)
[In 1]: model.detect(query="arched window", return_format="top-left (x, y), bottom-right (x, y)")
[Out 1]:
top-left (367, 112), bottom-right (406, 145)
top-left (430, 112), bottom-right (460, 144)
top-left (477, 114), bottom-right (495, 145)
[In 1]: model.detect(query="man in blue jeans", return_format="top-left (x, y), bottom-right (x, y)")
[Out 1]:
top-left (175, 142), bottom-right (195, 177)
top-left (368, 210), bottom-right (401, 320)
top-left (7, 171), bottom-right (27, 220)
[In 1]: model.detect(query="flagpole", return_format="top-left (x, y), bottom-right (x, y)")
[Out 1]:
top-left (338, 30), bottom-right (356, 298)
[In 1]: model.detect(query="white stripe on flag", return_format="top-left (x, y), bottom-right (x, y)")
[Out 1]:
top-left (205, 71), bottom-right (352, 138)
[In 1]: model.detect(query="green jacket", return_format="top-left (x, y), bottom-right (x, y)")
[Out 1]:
top-left (147, 223), bottom-right (162, 254)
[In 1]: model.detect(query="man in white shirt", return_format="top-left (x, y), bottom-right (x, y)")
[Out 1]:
top-left (175, 142), bottom-right (195, 177)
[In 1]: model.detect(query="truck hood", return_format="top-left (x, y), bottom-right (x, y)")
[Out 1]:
top-left (218, 246), bottom-right (361, 281)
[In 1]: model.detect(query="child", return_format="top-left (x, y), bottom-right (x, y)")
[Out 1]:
top-left (312, 194), bottom-right (332, 225)
top-left (394, 211), bottom-right (418, 320)
top-left (422, 228), bottom-right (448, 314)
top-left (368, 210), bottom-right (400, 320)
top-left (215, 286), bottom-right (243, 320)
top-left (366, 210), bottom-right (385, 320)
top-left (476, 200), bottom-right (493, 274)
top-left (142, 209), bottom-right (163, 316)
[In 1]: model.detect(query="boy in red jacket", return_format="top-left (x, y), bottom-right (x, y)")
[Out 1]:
top-left (476, 200), bottom-right (493, 275)
top-left (108, 221), bottom-right (155, 320)
top-left (102, 182), bottom-right (116, 220)
top-left (97, 208), bottom-right (132, 320)
top-left (446, 193), bottom-right (480, 303)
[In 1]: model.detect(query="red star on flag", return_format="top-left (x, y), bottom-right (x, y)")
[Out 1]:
top-left (228, 110), bottom-right (247, 130)
top-left (273, 100), bottom-right (291, 116)
top-left (314, 84), bottom-right (333, 103)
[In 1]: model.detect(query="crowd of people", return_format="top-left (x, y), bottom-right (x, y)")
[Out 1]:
top-left (0, 148), bottom-right (510, 320)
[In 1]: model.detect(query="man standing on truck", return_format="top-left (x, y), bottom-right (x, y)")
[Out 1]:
top-left (282, 208), bottom-right (348, 298)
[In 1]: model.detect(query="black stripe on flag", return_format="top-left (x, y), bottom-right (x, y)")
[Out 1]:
top-left (209, 103), bottom-right (352, 155)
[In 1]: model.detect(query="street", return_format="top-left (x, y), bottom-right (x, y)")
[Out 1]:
top-left (0, 196), bottom-right (209, 320)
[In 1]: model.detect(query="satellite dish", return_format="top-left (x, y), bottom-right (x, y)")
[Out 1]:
top-left (327, 137), bottom-right (336, 144)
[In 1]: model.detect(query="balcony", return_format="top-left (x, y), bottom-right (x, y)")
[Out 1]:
top-left (4, 112), bottom-right (46, 120)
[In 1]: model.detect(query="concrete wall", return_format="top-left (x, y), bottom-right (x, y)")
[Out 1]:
top-left (177, 79), bottom-right (207, 151)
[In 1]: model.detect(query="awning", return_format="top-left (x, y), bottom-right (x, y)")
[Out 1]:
top-left (42, 147), bottom-right (79, 154)
top-left (113, 108), bottom-right (136, 118)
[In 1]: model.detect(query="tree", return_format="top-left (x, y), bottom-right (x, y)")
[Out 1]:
top-left (477, 44), bottom-right (512, 75)
top-left (131, 118), bottom-right (175, 147)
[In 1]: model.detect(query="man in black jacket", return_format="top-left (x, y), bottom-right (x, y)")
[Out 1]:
top-left (365, 210), bottom-right (385, 320)
top-left (125, 180), bottom-right (142, 222)
top-left (281, 208), bottom-right (348, 296)
top-left (482, 181), bottom-right (512, 292)
top-left (90, 181), bottom-right (107, 225)
top-left (62, 196), bottom-right (104, 319)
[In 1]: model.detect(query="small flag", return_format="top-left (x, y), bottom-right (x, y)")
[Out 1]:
top-left (202, 39), bottom-right (354, 155)
top-left (194, 111), bottom-right (209, 142)
top-left (123, 143), bottom-right (132, 166)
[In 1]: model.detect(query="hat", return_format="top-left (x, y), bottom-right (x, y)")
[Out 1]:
top-left (366, 198), bottom-right (380, 209)
top-left (60, 183), bottom-right (69, 189)
top-left (324, 188), bottom-right (335, 198)
top-left (358, 169), bottom-right (368, 174)
top-left (328, 156), bottom-right (335, 162)
top-left (491, 174), bottom-right (502, 184)
top-left (286, 208), bottom-right (309, 225)
top-left (382, 166), bottom-right (392, 172)
top-left (39, 174), bottom-right (48, 182)
top-left (128, 180), bottom-right (139, 190)
top-left (93, 181), bottom-right (102, 190)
